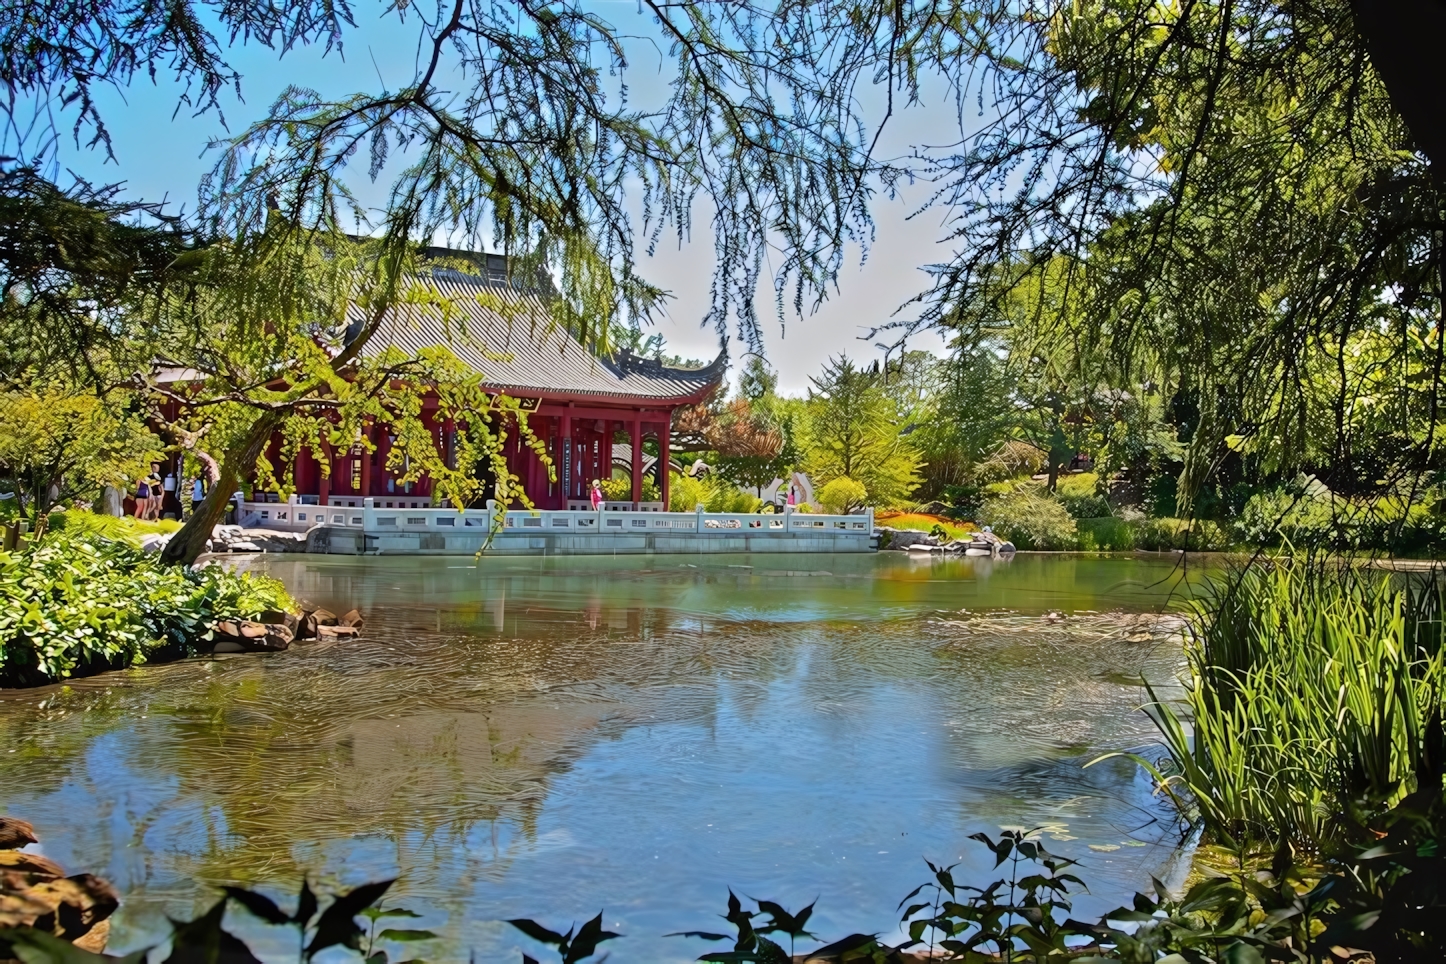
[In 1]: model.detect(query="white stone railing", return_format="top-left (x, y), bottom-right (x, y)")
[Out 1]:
top-left (565, 499), bottom-right (666, 512)
top-left (234, 494), bottom-right (429, 531)
top-left (234, 495), bottom-right (872, 539)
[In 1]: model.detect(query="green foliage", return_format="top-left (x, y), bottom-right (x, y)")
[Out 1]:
top-left (663, 472), bottom-right (762, 513)
top-left (816, 477), bottom-right (868, 515)
top-left (1132, 517), bottom-right (1231, 552)
top-left (977, 488), bottom-right (1077, 550)
top-left (669, 472), bottom-right (707, 512)
top-left (509, 914), bottom-right (620, 964)
top-left (1126, 562), bottom-right (1446, 852)
top-left (9, 821), bottom-right (1446, 962)
top-left (1054, 473), bottom-right (1110, 519)
top-left (0, 533), bottom-right (292, 687)
top-left (802, 357), bottom-right (921, 510)
top-left (0, 168), bottom-right (192, 386)
top-left (704, 483), bottom-right (762, 514)
top-left (600, 476), bottom-right (660, 503)
top-left (45, 511), bottom-right (180, 544)
top-left (0, 387), bottom-right (161, 521)
top-left (713, 401), bottom-right (797, 497)
top-left (1074, 516), bottom-right (1135, 551)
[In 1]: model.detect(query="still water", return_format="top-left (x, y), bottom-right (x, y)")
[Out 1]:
top-left (0, 553), bottom-right (1209, 961)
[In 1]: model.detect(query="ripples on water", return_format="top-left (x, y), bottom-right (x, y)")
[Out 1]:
top-left (0, 553), bottom-right (1204, 961)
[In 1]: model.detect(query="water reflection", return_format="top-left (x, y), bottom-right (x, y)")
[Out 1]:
top-left (0, 553), bottom-right (1201, 961)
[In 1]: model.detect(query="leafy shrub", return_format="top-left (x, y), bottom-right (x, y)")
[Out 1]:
top-left (599, 476), bottom-right (660, 502)
top-left (973, 440), bottom-right (1047, 484)
top-left (34, 821), bottom-right (1443, 963)
top-left (711, 487), bottom-right (761, 513)
top-left (977, 488), bottom-right (1077, 550)
top-left (0, 533), bottom-right (292, 687)
top-left (46, 509), bottom-right (181, 544)
top-left (668, 472), bottom-right (706, 512)
top-left (939, 483), bottom-right (985, 518)
top-left (1054, 472), bottom-right (1111, 519)
top-left (1135, 517), bottom-right (1231, 551)
top-left (816, 477), bottom-right (867, 514)
top-left (1234, 484), bottom-right (1445, 555)
top-left (1075, 516), bottom-right (1136, 551)
top-left (1236, 487), bottom-right (1335, 546)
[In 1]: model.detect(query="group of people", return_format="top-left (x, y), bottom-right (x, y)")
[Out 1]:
top-left (127, 466), bottom-right (207, 521)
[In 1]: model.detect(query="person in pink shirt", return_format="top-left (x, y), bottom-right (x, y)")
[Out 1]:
top-left (590, 479), bottom-right (604, 509)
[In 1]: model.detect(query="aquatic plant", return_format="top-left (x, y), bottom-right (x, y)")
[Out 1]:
top-left (508, 914), bottom-right (619, 963)
top-left (1119, 560), bottom-right (1446, 852)
top-left (0, 532), bottom-right (292, 686)
top-left (5, 820), bottom-right (1443, 962)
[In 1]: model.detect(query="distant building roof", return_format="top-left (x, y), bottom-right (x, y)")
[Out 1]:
top-left (356, 249), bottom-right (725, 404)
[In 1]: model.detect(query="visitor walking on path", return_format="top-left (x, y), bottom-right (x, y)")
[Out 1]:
top-left (590, 479), bottom-right (604, 510)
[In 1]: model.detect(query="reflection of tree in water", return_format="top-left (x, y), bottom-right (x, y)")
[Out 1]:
top-left (0, 595), bottom-right (1188, 952)
top-left (0, 606), bottom-right (821, 890)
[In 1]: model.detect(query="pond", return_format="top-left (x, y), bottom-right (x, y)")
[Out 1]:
top-left (0, 552), bottom-right (1212, 961)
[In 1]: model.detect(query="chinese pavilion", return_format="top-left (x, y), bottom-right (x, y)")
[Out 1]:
top-left (275, 251), bottom-right (724, 511)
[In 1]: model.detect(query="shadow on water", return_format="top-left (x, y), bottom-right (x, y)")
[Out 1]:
top-left (0, 552), bottom-right (1207, 961)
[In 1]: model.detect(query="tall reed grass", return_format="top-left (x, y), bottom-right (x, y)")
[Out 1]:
top-left (1138, 560), bottom-right (1445, 851)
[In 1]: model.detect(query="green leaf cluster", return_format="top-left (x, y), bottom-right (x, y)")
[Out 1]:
top-left (0, 533), bottom-right (291, 687)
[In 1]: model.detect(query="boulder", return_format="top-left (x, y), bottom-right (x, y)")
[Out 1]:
top-left (338, 609), bottom-right (364, 630)
top-left (0, 869), bottom-right (119, 950)
top-left (316, 624), bottom-right (359, 640)
top-left (207, 525), bottom-right (310, 554)
top-left (299, 609), bottom-right (338, 640)
top-left (214, 619), bottom-right (268, 639)
top-left (137, 532), bottom-right (173, 553)
top-left (259, 611), bottom-right (300, 634)
top-left (0, 851), bottom-right (65, 879)
top-left (211, 619), bottom-right (291, 653)
top-left (0, 815), bottom-right (120, 956)
top-left (0, 818), bottom-right (37, 850)
top-left (877, 527), bottom-right (939, 551)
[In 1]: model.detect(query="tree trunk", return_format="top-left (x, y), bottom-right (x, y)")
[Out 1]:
top-left (159, 412), bottom-right (281, 567)
top-left (1349, 0), bottom-right (1446, 181)
top-left (1046, 425), bottom-right (1070, 493)
top-left (98, 486), bottom-right (124, 516)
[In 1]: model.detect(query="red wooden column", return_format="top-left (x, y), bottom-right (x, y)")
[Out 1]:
top-left (359, 424), bottom-right (373, 497)
top-left (293, 448), bottom-right (306, 501)
top-left (318, 440), bottom-right (332, 506)
top-left (559, 411), bottom-right (572, 506)
top-left (630, 414), bottom-right (643, 505)
top-left (659, 413), bottom-right (671, 509)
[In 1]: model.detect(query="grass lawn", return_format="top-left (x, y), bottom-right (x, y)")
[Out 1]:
top-left (45, 510), bottom-right (183, 545)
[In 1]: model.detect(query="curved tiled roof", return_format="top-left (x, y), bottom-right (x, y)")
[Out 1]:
top-left (355, 256), bottom-right (725, 403)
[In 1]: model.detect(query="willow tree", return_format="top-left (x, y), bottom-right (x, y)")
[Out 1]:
top-left (140, 235), bottom-right (554, 565)
top-left (2, 0), bottom-right (930, 565)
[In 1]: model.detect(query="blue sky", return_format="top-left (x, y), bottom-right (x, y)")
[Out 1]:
top-left (45, 2), bottom-right (956, 394)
